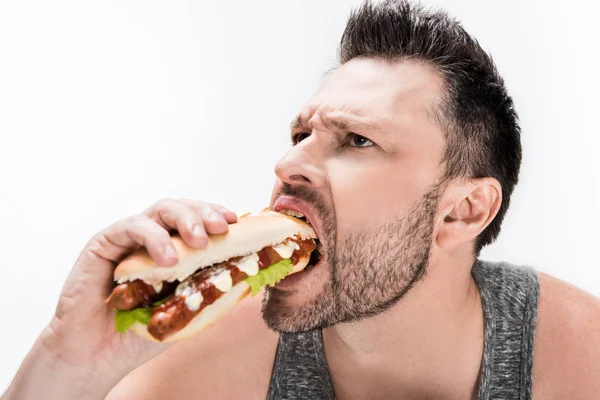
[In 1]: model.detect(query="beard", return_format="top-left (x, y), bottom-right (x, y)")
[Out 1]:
top-left (263, 183), bottom-right (441, 332)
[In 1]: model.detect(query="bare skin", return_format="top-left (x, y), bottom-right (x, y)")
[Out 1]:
top-left (4, 58), bottom-right (600, 400)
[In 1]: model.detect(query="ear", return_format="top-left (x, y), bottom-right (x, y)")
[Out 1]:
top-left (435, 178), bottom-right (502, 251)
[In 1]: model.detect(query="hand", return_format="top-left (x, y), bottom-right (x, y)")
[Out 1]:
top-left (2, 199), bottom-right (237, 399)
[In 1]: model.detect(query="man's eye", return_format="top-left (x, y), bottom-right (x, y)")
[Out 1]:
top-left (348, 134), bottom-right (374, 148)
top-left (292, 132), bottom-right (310, 145)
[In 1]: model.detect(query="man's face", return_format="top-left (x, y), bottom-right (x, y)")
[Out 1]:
top-left (265, 58), bottom-right (447, 332)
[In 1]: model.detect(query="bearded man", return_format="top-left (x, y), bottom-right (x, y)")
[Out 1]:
top-left (4, 1), bottom-right (599, 399)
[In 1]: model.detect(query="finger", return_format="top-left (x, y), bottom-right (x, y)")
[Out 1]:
top-left (106, 215), bottom-right (178, 266)
top-left (85, 232), bottom-right (138, 265)
top-left (209, 204), bottom-right (238, 224)
top-left (146, 198), bottom-right (208, 249)
top-left (181, 200), bottom-right (231, 235)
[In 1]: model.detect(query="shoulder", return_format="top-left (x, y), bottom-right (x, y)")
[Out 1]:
top-left (532, 271), bottom-right (600, 399)
top-left (107, 292), bottom-right (279, 400)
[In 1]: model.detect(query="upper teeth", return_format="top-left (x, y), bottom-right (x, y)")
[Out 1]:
top-left (280, 209), bottom-right (305, 218)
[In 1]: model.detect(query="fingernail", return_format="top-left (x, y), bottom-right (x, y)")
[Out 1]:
top-left (164, 244), bottom-right (177, 259)
top-left (192, 224), bottom-right (203, 237)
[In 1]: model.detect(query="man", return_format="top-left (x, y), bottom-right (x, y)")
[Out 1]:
top-left (3, 1), bottom-right (599, 399)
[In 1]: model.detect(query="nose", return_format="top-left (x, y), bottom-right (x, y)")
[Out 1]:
top-left (274, 135), bottom-right (326, 189)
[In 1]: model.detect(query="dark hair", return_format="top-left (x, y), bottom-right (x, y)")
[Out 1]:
top-left (338, 0), bottom-right (522, 254)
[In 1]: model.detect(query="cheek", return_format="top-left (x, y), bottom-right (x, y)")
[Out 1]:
top-left (327, 158), bottom-right (430, 231)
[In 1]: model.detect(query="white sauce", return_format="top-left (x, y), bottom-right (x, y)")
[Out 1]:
top-left (175, 279), bottom-right (204, 311)
top-left (232, 253), bottom-right (260, 277)
top-left (209, 270), bottom-right (233, 292)
top-left (152, 282), bottom-right (163, 294)
top-left (184, 291), bottom-right (204, 311)
top-left (273, 241), bottom-right (300, 259)
top-left (175, 280), bottom-right (192, 297)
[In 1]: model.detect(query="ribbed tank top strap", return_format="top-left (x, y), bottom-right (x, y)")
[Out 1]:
top-left (267, 329), bottom-right (335, 399)
top-left (472, 260), bottom-right (540, 400)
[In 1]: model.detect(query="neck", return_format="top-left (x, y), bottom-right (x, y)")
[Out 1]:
top-left (322, 252), bottom-right (484, 399)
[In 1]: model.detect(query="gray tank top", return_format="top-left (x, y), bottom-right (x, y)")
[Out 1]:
top-left (267, 260), bottom-right (540, 399)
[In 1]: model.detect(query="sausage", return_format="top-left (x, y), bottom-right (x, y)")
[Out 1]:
top-left (145, 239), bottom-right (316, 340)
top-left (148, 268), bottom-right (224, 340)
top-left (105, 280), bottom-right (177, 310)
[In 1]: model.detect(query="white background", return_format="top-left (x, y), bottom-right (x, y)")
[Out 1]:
top-left (1, 0), bottom-right (598, 392)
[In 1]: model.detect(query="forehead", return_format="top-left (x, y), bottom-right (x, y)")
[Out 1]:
top-left (297, 57), bottom-right (445, 131)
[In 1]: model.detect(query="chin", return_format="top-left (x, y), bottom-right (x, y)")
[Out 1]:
top-left (261, 264), bottom-right (333, 332)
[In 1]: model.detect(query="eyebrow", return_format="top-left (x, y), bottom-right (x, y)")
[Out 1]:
top-left (289, 112), bottom-right (382, 134)
top-left (290, 116), bottom-right (304, 130)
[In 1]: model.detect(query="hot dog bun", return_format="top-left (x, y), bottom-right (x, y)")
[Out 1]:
top-left (114, 210), bottom-right (316, 285)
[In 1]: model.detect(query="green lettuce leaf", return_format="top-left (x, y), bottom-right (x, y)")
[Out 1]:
top-left (114, 295), bottom-right (172, 333)
top-left (245, 258), bottom-right (293, 295)
top-left (115, 307), bottom-right (153, 333)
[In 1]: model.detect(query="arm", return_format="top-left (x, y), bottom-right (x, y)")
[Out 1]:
top-left (2, 199), bottom-right (238, 400)
top-left (533, 272), bottom-right (600, 399)
top-left (2, 338), bottom-right (124, 399)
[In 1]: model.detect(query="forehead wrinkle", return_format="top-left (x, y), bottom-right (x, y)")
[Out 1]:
top-left (318, 109), bottom-right (385, 136)
top-left (291, 104), bottom-right (382, 134)
top-left (290, 104), bottom-right (320, 131)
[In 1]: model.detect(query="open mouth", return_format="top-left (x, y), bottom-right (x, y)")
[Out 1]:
top-left (305, 245), bottom-right (322, 271)
top-left (278, 209), bottom-right (323, 270)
